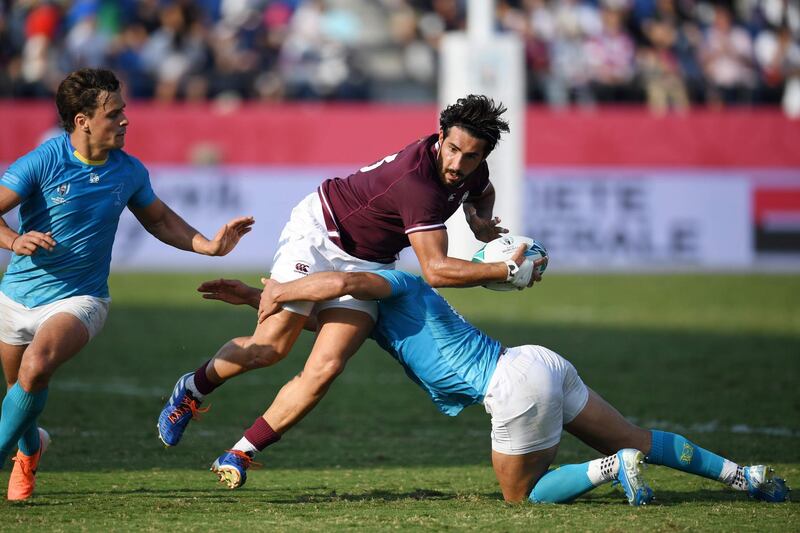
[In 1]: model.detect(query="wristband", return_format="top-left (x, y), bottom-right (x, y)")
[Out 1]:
top-left (9, 235), bottom-right (19, 252)
top-left (504, 259), bottom-right (519, 281)
top-left (510, 259), bottom-right (535, 289)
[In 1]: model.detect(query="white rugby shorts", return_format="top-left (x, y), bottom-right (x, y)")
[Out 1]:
top-left (269, 192), bottom-right (394, 321)
top-left (0, 290), bottom-right (110, 345)
top-left (483, 345), bottom-right (589, 455)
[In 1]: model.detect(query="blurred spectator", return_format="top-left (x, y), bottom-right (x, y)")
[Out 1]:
top-left (0, 0), bottom-right (798, 109)
top-left (701, 5), bottom-right (757, 106)
top-left (639, 5), bottom-right (691, 114)
top-left (20, 1), bottom-right (61, 97)
top-left (755, 24), bottom-right (800, 103)
top-left (585, 7), bottom-right (638, 102)
top-left (139, 2), bottom-right (211, 102)
top-left (545, 0), bottom-right (600, 107)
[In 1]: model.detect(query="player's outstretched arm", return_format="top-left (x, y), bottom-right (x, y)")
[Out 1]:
top-left (198, 279), bottom-right (261, 308)
top-left (463, 182), bottom-right (509, 243)
top-left (130, 198), bottom-right (254, 256)
top-left (257, 272), bottom-right (392, 324)
top-left (0, 185), bottom-right (56, 255)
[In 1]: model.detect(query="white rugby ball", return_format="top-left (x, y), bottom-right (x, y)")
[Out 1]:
top-left (472, 235), bottom-right (548, 291)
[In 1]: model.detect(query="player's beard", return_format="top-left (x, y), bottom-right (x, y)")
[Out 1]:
top-left (443, 169), bottom-right (464, 187)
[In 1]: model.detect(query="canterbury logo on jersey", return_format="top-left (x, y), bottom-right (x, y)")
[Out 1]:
top-left (294, 262), bottom-right (310, 275)
top-left (447, 191), bottom-right (470, 204)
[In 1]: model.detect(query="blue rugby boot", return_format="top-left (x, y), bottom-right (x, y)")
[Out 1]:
top-left (616, 449), bottom-right (654, 506)
top-left (211, 450), bottom-right (257, 489)
top-left (744, 465), bottom-right (790, 503)
top-left (157, 373), bottom-right (208, 447)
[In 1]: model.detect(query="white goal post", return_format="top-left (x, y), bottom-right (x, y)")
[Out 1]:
top-left (439, 0), bottom-right (526, 259)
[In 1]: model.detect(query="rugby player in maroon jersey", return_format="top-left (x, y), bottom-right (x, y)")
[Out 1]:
top-left (157, 96), bottom-right (543, 464)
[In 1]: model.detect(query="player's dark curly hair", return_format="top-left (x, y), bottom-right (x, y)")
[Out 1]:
top-left (439, 95), bottom-right (510, 155)
top-left (56, 68), bottom-right (121, 133)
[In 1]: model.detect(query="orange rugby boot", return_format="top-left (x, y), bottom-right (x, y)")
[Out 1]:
top-left (7, 427), bottom-right (50, 501)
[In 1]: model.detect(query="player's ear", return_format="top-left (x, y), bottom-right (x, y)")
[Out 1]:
top-left (438, 129), bottom-right (444, 144)
top-left (75, 113), bottom-right (89, 133)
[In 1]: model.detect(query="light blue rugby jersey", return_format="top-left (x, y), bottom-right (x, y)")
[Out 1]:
top-left (372, 270), bottom-right (502, 416)
top-left (0, 133), bottom-right (156, 307)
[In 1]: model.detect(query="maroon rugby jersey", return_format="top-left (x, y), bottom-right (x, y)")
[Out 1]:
top-left (318, 134), bottom-right (490, 263)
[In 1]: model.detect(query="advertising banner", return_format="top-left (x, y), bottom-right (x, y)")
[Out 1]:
top-left (524, 170), bottom-right (753, 269)
top-left (110, 167), bottom-right (328, 271)
top-left (1, 165), bottom-right (797, 272)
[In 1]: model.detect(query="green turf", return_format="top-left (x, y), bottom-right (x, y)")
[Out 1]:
top-left (1, 273), bottom-right (798, 531)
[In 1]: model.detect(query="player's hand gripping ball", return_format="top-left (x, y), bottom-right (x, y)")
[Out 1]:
top-left (472, 235), bottom-right (548, 291)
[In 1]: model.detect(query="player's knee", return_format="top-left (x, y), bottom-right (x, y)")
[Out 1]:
top-left (617, 424), bottom-right (652, 454)
top-left (306, 355), bottom-right (347, 389)
top-left (18, 358), bottom-right (55, 390)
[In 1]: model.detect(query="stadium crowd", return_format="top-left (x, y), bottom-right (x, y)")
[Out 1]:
top-left (1, 0), bottom-right (799, 111)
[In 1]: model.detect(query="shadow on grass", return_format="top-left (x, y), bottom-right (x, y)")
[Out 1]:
top-left (14, 487), bottom-right (786, 508)
top-left (267, 488), bottom-right (453, 504)
top-left (7, 487), bottom-right (454, 505)
top-left (626, 489), bottom-right (797, 506)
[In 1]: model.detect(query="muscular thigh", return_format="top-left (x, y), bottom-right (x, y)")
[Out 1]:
top-left (304, 308), bottom-right (375, 372)
top-left (250, 309), bottom-right (308, 356)
top-left (18, 313), bottom-right (91, 390)
top-left (564, 389), bottom-right (651, 455)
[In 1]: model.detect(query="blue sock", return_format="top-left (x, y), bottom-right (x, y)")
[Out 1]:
top-left (17, 421), bottom-right (42, 456)
top-left (529, 463), bottom-right (597, 503)
top-left (0, 384), bottom-right (48, 464)
top-left (646, 430), bottom-right (724, 481)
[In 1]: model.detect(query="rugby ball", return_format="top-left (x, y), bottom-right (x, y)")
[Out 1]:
top-left (472, 235), bottom-right (548, 291)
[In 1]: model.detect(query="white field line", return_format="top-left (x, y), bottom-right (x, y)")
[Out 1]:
top-left (626, 418), bottom-right (800, 438)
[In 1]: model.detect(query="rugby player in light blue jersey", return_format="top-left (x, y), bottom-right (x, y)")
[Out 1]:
top-left (197, 272), bottom-right (788, 505)
top-left (0, 68), bottom-right (254, 501)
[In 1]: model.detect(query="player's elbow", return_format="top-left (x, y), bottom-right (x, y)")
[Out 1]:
top-left (419, 262), bottom-right (449, 288)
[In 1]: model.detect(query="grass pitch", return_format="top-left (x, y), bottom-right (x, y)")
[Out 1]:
top-left (1, 273), bottom-right (798, 531)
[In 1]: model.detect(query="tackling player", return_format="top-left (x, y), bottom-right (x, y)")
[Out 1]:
top-left (0, 68), bottom-right (254, 501)
top-left (198, 273), bottom-right (789, 505)
top-left (158, 96), bottom-right (540, 451)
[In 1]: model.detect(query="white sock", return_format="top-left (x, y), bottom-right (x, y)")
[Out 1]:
top-left (723, 461), bottom-right (747, 491)
top-left (184, 375), bottom-right (205, 401)
top-left (232, 437), bottom-right (258, 455)
top-left (587, 455), bottom-right (620, 485)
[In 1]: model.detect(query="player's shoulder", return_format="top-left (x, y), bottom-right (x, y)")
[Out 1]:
top-left (113, 149), bottom-right (149, 177)
top-left (22, 133), bottom-right (68, 162)
top-left (393, 134), bottom-right (440, 185)
top-left (4, 133), bottom-right (66, 181)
